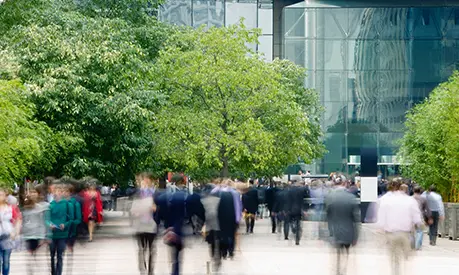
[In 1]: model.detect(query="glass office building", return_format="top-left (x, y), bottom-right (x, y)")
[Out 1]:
top-left (160, 0), bottom-right (459, 176)
top-left (159, 0), bottom-right (274, 61)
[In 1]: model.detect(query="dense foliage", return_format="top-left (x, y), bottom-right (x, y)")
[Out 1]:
top-left (154, 24), bottom-right (325, 181)
top-left (0, 0), bottom-right (173, 184)
top-left (399, 72), bottom-right (459, 202)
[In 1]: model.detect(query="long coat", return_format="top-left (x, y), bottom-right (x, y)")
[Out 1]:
top-left (82, 191), bottom-right (104, 224)
top-left (325, 188), bottom-right (360, 245)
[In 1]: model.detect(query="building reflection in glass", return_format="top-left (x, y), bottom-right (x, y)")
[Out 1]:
top-left (284, 5), bottom-right (459, 175)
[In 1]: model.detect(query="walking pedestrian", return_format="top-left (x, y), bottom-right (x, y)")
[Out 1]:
top-left (201, 184), bottom-right (221, 272)
top-left (131, 172), bottom-right (157, 275)
top-left (22, 187), bottom-right (49, 275)
top-left (413, 186), bottom-right (431, 250)
top-left (422, 185), bottom-right (444, 246)
top-left (82, 182), bottom-right (103, 242)
top-left (47, 183), bottom-right (74, 275)
top-left (163, 175), bottom-right (188, 275)
top-left (0, 187), bottom-right (21, 275)
top-left (242, 182), bottom-right (259, 234)
top-left (377, 179), bottom-right (422, 275)
top-left (286, 181), bottom-right (309, 245)
top-left (326, 178), bottom-right (360, 275)
top-left (211, 179), bottom-right (242, 260)
top-left (265, 182), bottom-right (279, 234)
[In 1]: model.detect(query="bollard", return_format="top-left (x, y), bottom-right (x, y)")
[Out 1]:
top-left (206, 261), bottom-right (211, 275)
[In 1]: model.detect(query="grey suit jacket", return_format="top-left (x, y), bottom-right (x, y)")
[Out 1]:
top-left (326, 187), bottom-right (360, 245)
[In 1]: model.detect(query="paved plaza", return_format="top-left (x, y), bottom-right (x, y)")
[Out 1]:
top-left (10, 216), bottom-right (459, 275)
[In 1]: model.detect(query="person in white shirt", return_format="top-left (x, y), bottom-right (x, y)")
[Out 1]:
top-left (377, 180), bottom-right (422, 275)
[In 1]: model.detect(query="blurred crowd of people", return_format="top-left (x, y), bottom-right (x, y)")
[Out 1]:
top-left (0, 177), bottom-right (104, 275)
top-left (0, 172), bottom-right (445, 275)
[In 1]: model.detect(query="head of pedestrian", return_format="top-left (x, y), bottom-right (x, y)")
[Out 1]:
top-left (53, 183), bottom-right (65, 201)
top-left (414, 186), bottom-right (423, 195)
top-left (429, 185), bottom-right (436, 193)
top-left (0, 187), bottom-right (8, 206)
top-left (24, 189), bottom-right (38, 209)
top-left (140, 172), bottom-right (155, 189)
top-left (400, 184), bottom-right (408, 194)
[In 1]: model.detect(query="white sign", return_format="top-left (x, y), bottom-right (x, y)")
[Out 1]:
top-left (360, 177), bottom-right (378, 202)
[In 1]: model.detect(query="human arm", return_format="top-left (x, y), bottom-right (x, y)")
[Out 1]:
top-left (62, 201), bottom-right (75, 230)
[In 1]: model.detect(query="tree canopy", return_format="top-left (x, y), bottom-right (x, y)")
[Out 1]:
top-left (398, 72), bottom-right (459, 202)
top-left (0, 0), bottom-right (174, 184)
top-left (154, 23), bottom-right (325, 181)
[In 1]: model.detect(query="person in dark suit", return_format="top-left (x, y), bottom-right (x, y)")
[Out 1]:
top-left (286, 181), bottom-right (309, 245)
top-left (273, 184), bottom-right (289, 237)
top-left (163, 176), bottom-right (188, 275)
top-left (326, 179), bottom-right (360, 275)
top-left (242, 183), bottom-right (259, 234)
top-left (265, 182), bottom-right (279, 233)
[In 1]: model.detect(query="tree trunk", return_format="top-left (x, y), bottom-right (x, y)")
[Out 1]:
top-left (220, 157), bottom-right (229, 178)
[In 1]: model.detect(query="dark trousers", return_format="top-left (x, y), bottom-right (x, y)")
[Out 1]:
top-left (171, 243), bottom-right (182, 275)
top-left (269, 210), bottom-right (276, 233)
top-left (429, 211), bottom-right (440, 245)
top-left (285, 214), bottom-right (302, 244)
top-left (220, 236), bottom-right (235, 258)
top-left (50, 239), bottom-right (66, 275)
top-left (245, 214), bottom-right (255, 233)
top-left (111, 197), bottom-right (117, 211)
top-left (207, 231), bottom-right (221, 271)
top-left (136, 233), bottom-right (156, 275)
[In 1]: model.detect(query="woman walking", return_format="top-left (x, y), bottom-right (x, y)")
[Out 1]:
top-left (0, 187), bottom-right (21, 275)
top-left (22, 187), bottom-right (49, 275)
top-left (82, 183), bottom-right (103, 242)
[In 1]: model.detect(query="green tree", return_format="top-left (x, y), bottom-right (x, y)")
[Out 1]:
top-left (398, 72), bottom-right (459, 202)
top-left (154, 23), bottom-right (325, 180)
top-left (0, 79), bottom-right (55, 184)
top-left (0, 0), bottom-right (174, 184)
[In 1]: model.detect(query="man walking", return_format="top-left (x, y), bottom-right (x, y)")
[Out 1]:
top-left (286, 181), bottom-right (309, 245)
top-left (377, 180), bottom-right (422, 275)
top-left (422, 185), bottom-right (444, 246)
top-left (265, 182), bottom-right (279, 233)
top-left (326, 178), bottom-right (360, 275)
top-left (412, 186), bottom-right (431, 250)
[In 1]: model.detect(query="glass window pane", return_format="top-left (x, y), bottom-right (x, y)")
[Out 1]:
top-left (225, 2), bottom-right (257, 28)
top-left (379, 41), bottom-right (410, 70)
top-left (353, 71), bottom-right (379, 102)
top-left (379, 133), bottom-right (404, 156)
top-left (192, 0), bottom-right (225, 28)
top-left (412, 40), bottom-right (443, 83)
top-left (316, 40), bottom-right (346, 70)
top-left (258, 35), bottom-right (273, 61)
top-left (323, 133), bottom-right (347, 168)
top-left (379, 71), bottom-right (410, 101)
top-left (284, 39), bottom-right (306, 67)
top-left (316, 8), bottom-right (348, 39)
top-left (284, 9), bottom-right (309, 38)
top-left (349, 40), bottom-right (379, 71)
top-left (323, 101), bottom-right (347, 133)
top-left (159, 0), bottom-right (192, 26)
top-left (321, 71), bottom-right (348, 102)
top-left (347, 101), bottom-right (379, 133)
top-left (258, 8), bottom-right (273, 35)
top-left (347, 133), bottom-right (378, 156)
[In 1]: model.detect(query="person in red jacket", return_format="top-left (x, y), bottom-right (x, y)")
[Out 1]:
top-left (82, 183), bottom-right (103, 242)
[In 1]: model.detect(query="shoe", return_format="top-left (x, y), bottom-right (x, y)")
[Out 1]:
top-left (284, 237), bottom-right (289, 240)
top-left (295, 242), bottom-right (300, 246)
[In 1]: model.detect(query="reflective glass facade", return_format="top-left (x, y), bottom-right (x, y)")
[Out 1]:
top-left (284, 5), bottom-right (459, 175)
top-left (159, 0), bottom-right (274, 60)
